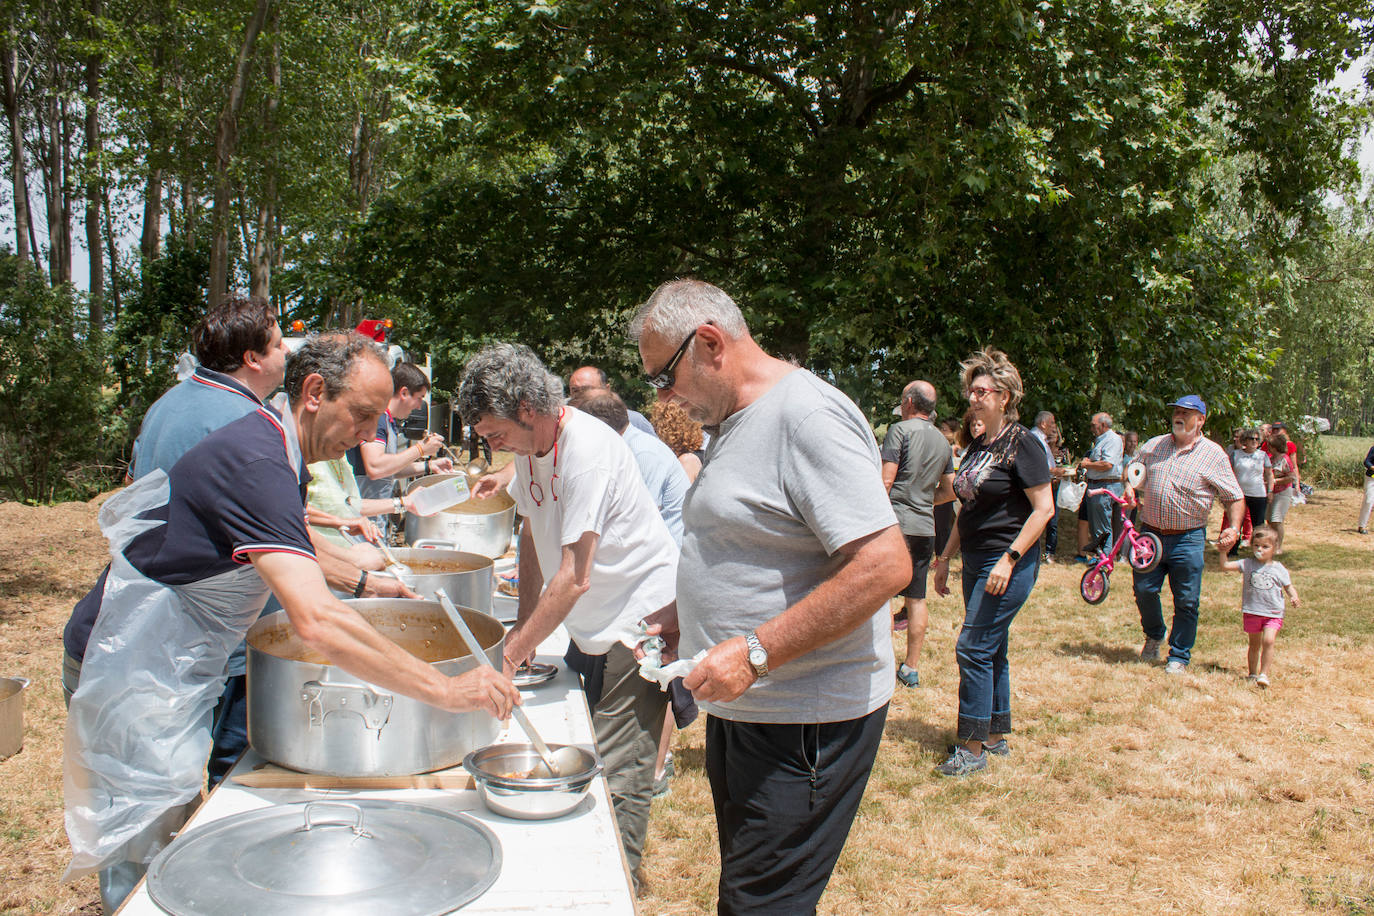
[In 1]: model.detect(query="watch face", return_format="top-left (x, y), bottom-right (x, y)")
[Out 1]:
top-left (749, 648), bottom-right (767, 667)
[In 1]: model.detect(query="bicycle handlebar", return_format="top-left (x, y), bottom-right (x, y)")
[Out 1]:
top-left (1086, 487), bottom-right (1137, 508)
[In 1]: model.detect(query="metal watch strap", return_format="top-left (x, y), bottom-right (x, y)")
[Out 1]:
top-left (393, 496), bottom-right (404, 515)
top-left (745, 631), bottom-right (769, 678)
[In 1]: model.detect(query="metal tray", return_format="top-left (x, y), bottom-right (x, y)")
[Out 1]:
top-left (512, 662), bottom-right (558, 688)
top-left (146, 799), bottom-right (501, 915)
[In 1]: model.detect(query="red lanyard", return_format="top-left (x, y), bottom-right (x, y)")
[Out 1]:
top-left (527, 408), bottom-right (563, 506)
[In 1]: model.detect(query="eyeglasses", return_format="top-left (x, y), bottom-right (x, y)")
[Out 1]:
top-left (644, 330), bottom-right (697, 390)
top-left (966, 385), bottom-right (999, 400)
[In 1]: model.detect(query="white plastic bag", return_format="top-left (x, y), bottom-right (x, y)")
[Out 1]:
top-left (1057, 479), bottom-right (1087, 511)
top-left (63, 473), bottom-right (273, 880)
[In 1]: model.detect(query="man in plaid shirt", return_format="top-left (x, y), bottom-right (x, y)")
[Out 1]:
top-left (1123, 395), bottom-right (1244, 673)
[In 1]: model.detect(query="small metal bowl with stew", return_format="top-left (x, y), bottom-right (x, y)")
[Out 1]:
top-left (463, 743), bottom-right (602, 820)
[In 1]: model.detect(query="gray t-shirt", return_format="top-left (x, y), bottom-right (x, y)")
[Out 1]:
top-left (881, 417), bottom-right (954, 536)
top-left (1240, 558), bottom-right (1291, 618)
top-left (678, 369), bottom-right (898, 724)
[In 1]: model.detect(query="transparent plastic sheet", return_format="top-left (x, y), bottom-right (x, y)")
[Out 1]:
top-left (62, 471), bottom-right (272, 880)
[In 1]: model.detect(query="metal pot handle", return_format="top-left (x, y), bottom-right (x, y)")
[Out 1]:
top-left (300, 681), bottom-right (394, 733)
top-left (412, 538), bottom-right (458, 550)
top-left (301, 801), bottom-right (369, 836)
top-left (10, 678), bottom-right (29, 690)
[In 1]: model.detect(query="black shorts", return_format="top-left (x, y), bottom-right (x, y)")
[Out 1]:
top-left (899, 534), bottom-right (934, 599)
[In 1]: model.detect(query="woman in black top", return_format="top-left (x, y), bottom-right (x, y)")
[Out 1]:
top-left (932, 348), bottom-right (1054, 776)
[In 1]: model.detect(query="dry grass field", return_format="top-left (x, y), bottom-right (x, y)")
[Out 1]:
top-left (0, 487), bottom-right (1370, 915)
top-left (641, 488), bottom-right (1374, 915)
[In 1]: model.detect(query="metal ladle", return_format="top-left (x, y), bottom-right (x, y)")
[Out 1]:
top-left (434, 588), bottom-right (579, 778)
top-left (341, 519), bottom-right (413, 581)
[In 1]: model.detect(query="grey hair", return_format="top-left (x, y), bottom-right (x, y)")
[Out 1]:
top-left (1034, 410), bottom-right (1055, 428)
top-left (1094, 412), bottom-right (1114, 429)
top-left (960, 347), bottom-right (1024, 424)
top-left (285, 331), bottom-right (388, 401)
top-left (903, 380), bottom-right (937, 416)
top-left (457, 342), bottom-right (565, 421)
top-left (627, 279), bottom-right (749, 342)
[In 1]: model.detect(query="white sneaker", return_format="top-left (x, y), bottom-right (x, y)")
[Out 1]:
top-left (1140, 638), bottom-right (1164, 662)
top-left (1255, 673), bottom-right (1270, 688)
top-left (1164, 660), bottom-right (1187, 674)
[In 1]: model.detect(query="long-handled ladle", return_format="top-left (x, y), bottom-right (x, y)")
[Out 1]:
top-left (434, 588), bottom-right (577, 777)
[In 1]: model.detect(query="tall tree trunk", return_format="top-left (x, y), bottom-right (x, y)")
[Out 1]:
top-left (141, 168), bottom-right (162, 260)
top-left (248, 10), bottom-right (279, 301)
top-left (85, 0), bottom-right (104, 325)
top-left (208, 0), bottom-right (272, 309)
top-left (102, 184), bottom-right (120, 319)
top-left (1, 39), bottom-right (31, 265)
top-left (60, 91), bottom-right (74, 285)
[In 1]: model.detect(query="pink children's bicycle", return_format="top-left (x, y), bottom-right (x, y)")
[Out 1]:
top-left (1079, 488), bottom-right (1163, 604)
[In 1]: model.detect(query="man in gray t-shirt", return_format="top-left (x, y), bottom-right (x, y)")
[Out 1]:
top-left (632, 279), bottom-right (910, 915)
top-left (880, 379), bottom-right (955, 688)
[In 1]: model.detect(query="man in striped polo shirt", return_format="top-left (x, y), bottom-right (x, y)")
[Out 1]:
top-left (1124, 395), bottom-right (1244, 673)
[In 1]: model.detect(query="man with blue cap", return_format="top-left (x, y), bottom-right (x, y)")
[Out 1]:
top-left (1122, 395), bottom-right (1243, 673)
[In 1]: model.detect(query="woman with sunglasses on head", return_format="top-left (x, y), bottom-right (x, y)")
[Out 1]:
top-left (932, 348), bottom-right (1054, 776)
top-left (1226, 428), bottom-right (1273, 556)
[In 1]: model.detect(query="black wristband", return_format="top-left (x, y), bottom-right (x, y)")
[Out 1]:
top-left (423, 456), bottom-right (431, 473)
top-left (353, 569), bottom-right (368, 598)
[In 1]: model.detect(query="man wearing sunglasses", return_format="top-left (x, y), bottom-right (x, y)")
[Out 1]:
top-left (630, 279), bottom-right (911, 915)
top-left (456, 343), bottom-right (678, 890)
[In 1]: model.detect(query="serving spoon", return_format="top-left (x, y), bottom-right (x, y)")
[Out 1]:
top-left (434, 588), bottom-right (580, 777)
top-left (341, 522), bottom-right (414, 582)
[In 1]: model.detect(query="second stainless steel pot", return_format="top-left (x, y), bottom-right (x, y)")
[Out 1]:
top-left (246, 599), bottom-right (505, 777)
top-left (403, 473), bottom-right (517, 558)
top-left (381, 546), bottom-right (493, 611)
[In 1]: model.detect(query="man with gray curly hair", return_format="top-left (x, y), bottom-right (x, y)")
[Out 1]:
top-left (458, 341), bottom-right (679, 889)
top-left (631, 279), bottom-right (911, 914)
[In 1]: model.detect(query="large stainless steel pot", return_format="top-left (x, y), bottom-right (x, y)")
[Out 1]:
top-left (381, 546), bottom-right (493, 610)
top-left (246, 600), bottom-right (505, 776)
top-left (403, 473), bottom-right (517, 558)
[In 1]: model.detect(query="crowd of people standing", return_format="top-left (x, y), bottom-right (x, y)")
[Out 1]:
top-left (59, 278), bottom-right (1356, 915)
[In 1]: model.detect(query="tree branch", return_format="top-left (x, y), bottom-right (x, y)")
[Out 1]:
top-left (701, 54), bottom-right (823, 138)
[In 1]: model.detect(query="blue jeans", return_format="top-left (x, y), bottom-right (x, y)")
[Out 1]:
top-left (1084, 482), bottom-right (1122, 553)
top-left (1132, 526), bottom-right (1205, 665)
top-left (956, 547), bottom-right (1041, 743)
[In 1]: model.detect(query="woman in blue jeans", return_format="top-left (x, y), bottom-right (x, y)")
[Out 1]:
top-left (932, 348), bottom-right (1055, 776)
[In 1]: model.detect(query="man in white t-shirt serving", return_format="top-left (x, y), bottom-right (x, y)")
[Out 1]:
top-left (457, 343), bottom-right (678, 887)
top-left (630, 280), bottom-right (911, 914)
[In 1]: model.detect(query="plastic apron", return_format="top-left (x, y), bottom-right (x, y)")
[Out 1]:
top-left (63, 408), bottom-right (304, 880)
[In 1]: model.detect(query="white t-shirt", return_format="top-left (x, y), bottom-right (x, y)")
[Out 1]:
top-left (1229, 448), bottom-right (1271, 498)
top-left (510, 408), bottom-right (679, 654)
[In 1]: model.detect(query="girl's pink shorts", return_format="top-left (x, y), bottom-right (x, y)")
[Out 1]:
top-left (1243, 613), bottom-right (1283, 633)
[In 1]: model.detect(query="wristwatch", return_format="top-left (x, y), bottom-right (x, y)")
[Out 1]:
top-left (745, 631), bottom-right (770, 679)
top-left (1005, 547), bottom-right (1022, 562)
top-left (392, 496), bottom-right (404, 515)
top-left (353, 569), bottom-right (369, 598)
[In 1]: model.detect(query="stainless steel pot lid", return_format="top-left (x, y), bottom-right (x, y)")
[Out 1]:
top-left (146, 800), bottom-right (501, 916)
top-left (512, 662), bottom-right (557, 688)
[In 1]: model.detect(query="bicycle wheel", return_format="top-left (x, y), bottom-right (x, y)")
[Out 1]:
top-left (1128, 532), bottom-right (1162, 572)
top-left (1080, 565), bottom-right (1110, 604)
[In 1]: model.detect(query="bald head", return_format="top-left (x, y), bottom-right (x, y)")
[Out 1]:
top-left (902, 380), bottom-right (937, 418)
top-left (568, 366), bottom-right (608, 396)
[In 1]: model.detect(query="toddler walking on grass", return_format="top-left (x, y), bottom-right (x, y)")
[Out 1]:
top-left (1221, 526), bottom-right (1299, 688)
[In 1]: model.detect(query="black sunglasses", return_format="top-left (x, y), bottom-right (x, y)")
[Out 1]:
top-left (644, 329), bottom-right (697, 390)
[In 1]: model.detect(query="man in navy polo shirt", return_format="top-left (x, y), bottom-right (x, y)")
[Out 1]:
top-left (68, 297), bottom-right (411, 786)
top-left (63, 332), bottom-right (520, 912)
